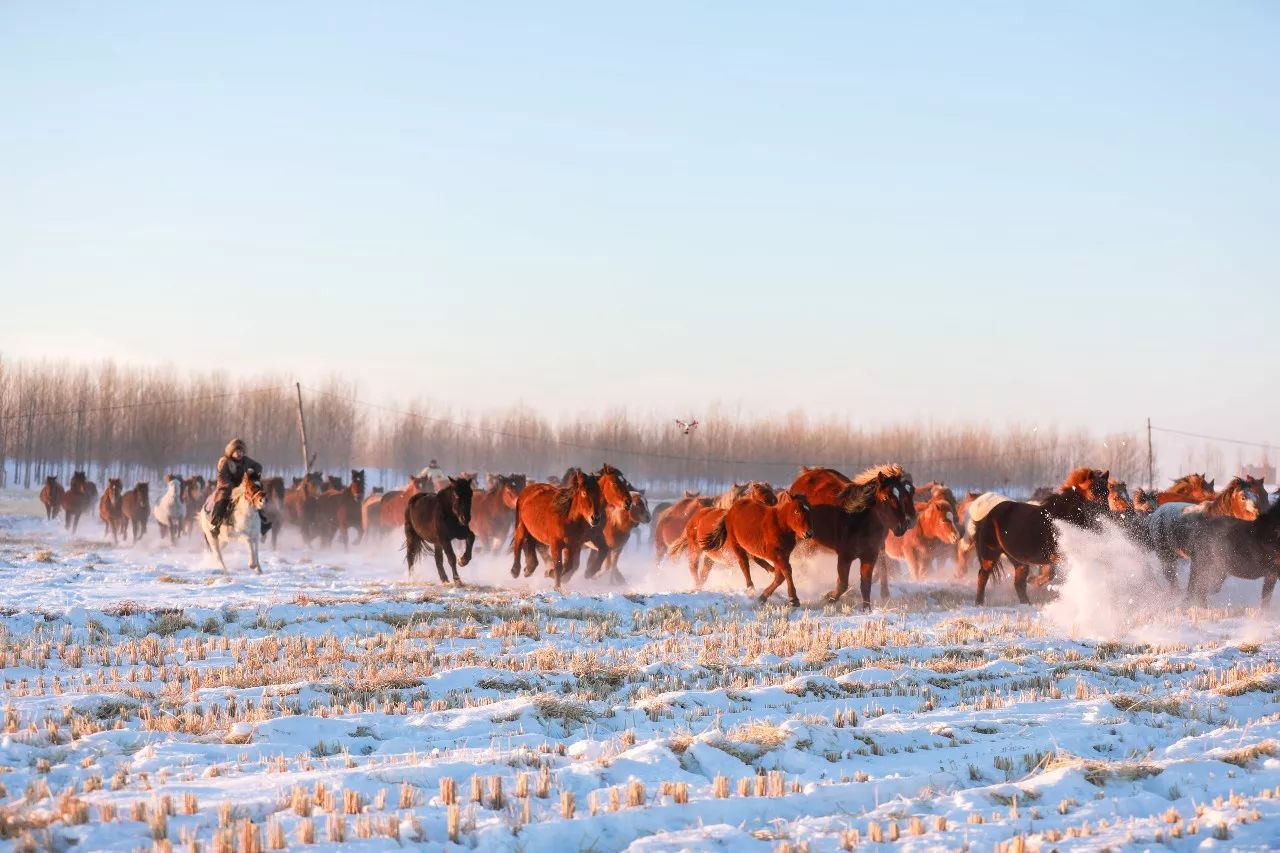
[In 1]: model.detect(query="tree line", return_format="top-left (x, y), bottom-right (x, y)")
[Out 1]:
top-left (0, 356), bottom-right (1153, 495)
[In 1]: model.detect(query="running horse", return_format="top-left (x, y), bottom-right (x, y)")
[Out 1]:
top-left (60, 471), bottom-right (93, 533)
top-left (877, 491), bottom-right (960, 595)
top-left (580, 464), bottom-right (638, 583)
top-left (284, 472), bottom-right (325, 546)
top-left (261, 476), bottom-right (286, 548)
top-left (39, 476), bottom-right (64, 520)
top-left (510, 469), bottom-right (604, 591)
top-left (121, 481), bottom-right (151, 542)
top-left (372, 474), bottom-right (432, 540)
top-left (99, 478), bottom-right (127, 544)
top-left (652, 491), bottom-right (714, 563)
top-left (1146, 477), bottom-right (1264, 588)
top-left (198, 469), bottom-right (267, 573)
top-left (788, 464), bottom-right (917, 608)
top-left (404, 476), bottom-right (476, 584)
top-left (1156, 473), bottom-right (1215, 506)
top-left (1185, 499), bottom-right (1280, 606)
top-left (315, 469), bottom-right (366, 549)
top-left (972, 467), bottom-right (1110, 605)
top-left (153, 475), bottom-right (186, 544)
top-left (469, 474), bottom-right (528, 551)
top-left (592, 490), bottom-right (651, 583)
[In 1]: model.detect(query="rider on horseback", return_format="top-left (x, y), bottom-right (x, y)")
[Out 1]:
top-left (209, 438), bottom-right (272, 537)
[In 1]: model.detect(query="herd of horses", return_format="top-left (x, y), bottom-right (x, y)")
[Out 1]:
top-left (34, 461), bottom-right (1280, 609)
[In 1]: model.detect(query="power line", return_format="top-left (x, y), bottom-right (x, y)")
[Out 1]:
top-left (1150, 424), bottom-right (1280, 453)
top-left (0, 387), bottom-right (284, 424)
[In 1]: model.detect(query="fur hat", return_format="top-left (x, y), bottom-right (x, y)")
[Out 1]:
top-left (224, 437), bottom-right (246, 457)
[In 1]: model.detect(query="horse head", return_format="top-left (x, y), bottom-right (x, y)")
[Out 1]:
top-left (1221, 478), bottom-right (1261, 521)
top-left (1107, 480), bottom-right (1133, 515)
top-left (628, 491), bottom-right (651, 524)
top-left (748, 481), bottom-right (778, 505)
top-left (920, 493), bottom-right (960, 545)
top-left (595, 464), bottom-right (634, 511)
top-left (243, 470), bottom-right (267, 509)
top-left (446, 476), bottom-right (473, 527)
top-left (776, 491), bottom-right (814, 540)
top-left (567, 470), bottom-right (604, 528)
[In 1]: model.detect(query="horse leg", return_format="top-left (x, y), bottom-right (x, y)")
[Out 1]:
top-left (1031, 556), bottom-right (1058, 588)
top-left (249, 536), bottom-right (261, 574)
top-left (778, 556), bottom-right (800, 606)
top-left (732, 546), bottom-right (754, 592)
top-left (1012, 564), bottom-right (1031, 604)
top-left (522, 536), bottom-right (541, 578)
top-left (757, 563), bottom-right (786, 604)
top-left (551, 540), bottom-right (569, 590)
top-left (433, 543), bottom-right (449, 584)
top-left (687, 542), bottom-right (703, 590)
top-left (1261, 575), bottom-right (1276, 606)
top-left (510, 522), bottom-right (527, 578)
top-left (876, 556), bottom-right (890, 599)
top-left (459, 527), bottom-right (474, 567)
top-left (825, 553), bottom-right (854, 603)
top-left (207, 529), bottom-right (228, 572)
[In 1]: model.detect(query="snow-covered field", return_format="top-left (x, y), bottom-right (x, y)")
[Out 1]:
top-left (3, 489), bottom-right (1280, 852)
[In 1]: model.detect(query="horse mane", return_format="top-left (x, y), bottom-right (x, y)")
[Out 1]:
top-left (838, 481), bottom-right (877, 513)
top-left (552, 471), bottom-right (593, 513)
top-left (1205, 477), bottom-right (1247, 511)
top-left (851, 463), bottom-right (908, 486)
top-left (1060, 467), bottom-right (1096, 492)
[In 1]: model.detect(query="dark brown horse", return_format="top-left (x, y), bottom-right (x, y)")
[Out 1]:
top-left (121, 482), bottom-right (150, 542)
top-left (1241, 475), bottom-right (1271, 514)
top-left (261, 476), bottom-right (286, 548)
top-left (689, 492), bottom-right (814, 603)
top-left (99, 478), bottom-right (126, 544)
top-left (60, 471), bottom-right (92, 533)
top-left (788, 464), bottom-right (917, 608)
top-left (1131, 488), bottom-right (1159, 515)
top-left (1186, 499), bottom-right (1280, 606)
top-left (316, 469), bottom-right (365, 549)
top-left (284, 472), bottom-right (326, 546)
top-left (653, 492), bottom-right (713, 563)
top-left (1157, 473), bottom-right (1215, 506)
top-left (39, 476), bottom-right (64, 520)
top-left (510, 470), bottom-right (604, 590)
top-left (182, 475), bottom-right (211, 536)
top-left (972, 467), bottom-right (1109, 604)
top-left (878, 492), bottom-right (960, 594)
top-left (469, 474), bottom-right (528, 551)
top-left (404, 477), bottom-right (475, 584)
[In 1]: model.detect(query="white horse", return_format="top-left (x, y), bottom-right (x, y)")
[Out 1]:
top-left (198, 474), bottom-right (265, 573)
top-left (152, 474), bottom-right (186, 544)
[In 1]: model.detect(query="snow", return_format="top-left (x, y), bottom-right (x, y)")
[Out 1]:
top-left (3, 487), bottom-right (1280, 851)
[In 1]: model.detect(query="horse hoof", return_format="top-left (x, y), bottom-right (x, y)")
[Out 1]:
top-left (459, 556), bottom-right (471, 567)
top-left (525, 566), bottom-right (538, 578)
top-left (510, 567), bottom-right (521, 578)
top-left (756, 595), bottom-right (769, 606)
top-left (788, 598), bottom-right (800, 607)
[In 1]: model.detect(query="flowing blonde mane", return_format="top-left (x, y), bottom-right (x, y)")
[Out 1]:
top-left (851, 463), bottom-right (908, 485)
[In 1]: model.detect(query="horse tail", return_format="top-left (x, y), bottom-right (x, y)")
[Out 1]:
top-left (667, 530), bottom-right (689, 558)
top-left (403, 497), bottom-right (429, 570)
top-left (697, 518), bottom-right (727, 552)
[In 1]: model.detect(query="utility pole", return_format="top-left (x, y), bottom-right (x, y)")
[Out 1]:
top-left (295, 382), bottom-right (313, 476)
top-left (1152, 414), bottom-right (1162, 489)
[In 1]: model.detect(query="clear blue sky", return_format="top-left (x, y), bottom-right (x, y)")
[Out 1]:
top-left (2, 2), bottom-right (1276, 447)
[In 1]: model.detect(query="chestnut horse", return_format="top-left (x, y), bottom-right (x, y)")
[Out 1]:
top-left (581, 464), bottom-right (638, 581)
top-left (972, 467), bottom-right (1109, 605)
top-left (121, 481), bottom-right (151, 542)
top-left (404, 477), bottom-right (475, 584)
top-left (284, 472), bottom-right (326, 546)
top-left (470, 474), bottom-right (528, 551)
top-left (1131, 488), bottom-right (1160, 515)
top-left (1146, 477), bottom-right (1264, 587)
top-left (39, 476), bottom-right (64, 520)
top-left (60, 471), bottom-right (93, 533)
top-left (373, 474), bottom-right (432, 539)
top-left (1156, 473), bottom-right (1215, 506)
top-left (99, 478), bottom-right (126, 544)
top-left (591, 490), bottom-right (651, 582)
top-left (316, 469), bottom-right (365, 549)
top-left (878, 492), bottom-right (960, 594)
top-left (653, 492), bottom-right (714, 563)
top-left (686, 492), bottom-right (814, 602)
top-left (510, 470), bottom-right (604, 590)
top-left (1185, 500), bottom-right (1280, 606)
top-left (788, 464), bottom-right (916, 607)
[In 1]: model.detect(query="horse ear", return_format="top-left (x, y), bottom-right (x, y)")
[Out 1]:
top-left (777, 490), bottom-right (792, 504)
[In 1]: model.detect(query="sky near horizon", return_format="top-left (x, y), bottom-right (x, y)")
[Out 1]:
top-left (1, 2), bottom-right (1277, 449)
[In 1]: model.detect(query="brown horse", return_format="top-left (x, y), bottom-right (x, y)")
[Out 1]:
top-left (591, 490), bottom-right (651, 582)
top-left (316, 469), bottom-right (366, 549)
top-left (60, 471), bottom-right (93, 533)
top-left (373, 474), bottom-right (432, 539)
top-left (182, 476), bottom-right (211, 536)
top-left (1156, 473), bottom-right (1215, 506)
top-left (878, 492), bottom-right (960, 594)
top-left (404, 477), bottom-right (475, 584)
top-left (581, 464), bottom-right (638, 581)
top-left (653, 492), bottom-right (714, 563)
top-left (1146, 477), bottom-right (1265, 587)
top-left (691, 492), bottom-right (814, 602)
top-left (1107, 480), bottom-right (1134, 515)
top-left (99, 479), bottom-right (126, 544)
top-left (284, 472), bottom-right (326, 546)
top-left (1131, 488), bottom-right (1159, 515)
top-left (1241, 475), bottom-right (1271, 514)
top-left (788, 464), bottom-right (916, 608)
top-left (261, 476), bottom-right (286, 548)
top-left (972, 467), bottom-right (1109, 605)
top-left (121, 482), bottom-right (151, 542)
top-left (510, 470), bottom-right (604, 590)
top-left (469, 474), bottom-right (528, 551)
top-left (39, 476), bottom-right (64, 520)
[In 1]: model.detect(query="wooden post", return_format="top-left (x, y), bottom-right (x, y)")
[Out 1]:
top-left (295, 382), bottom-right (313, 476)
top-left (1152, 414), bottom-right (1162, 489)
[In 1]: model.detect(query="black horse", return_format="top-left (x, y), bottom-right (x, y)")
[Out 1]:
top-left (1185, 500), bottom-right (1280, 606)
top-left (404, 477), bottom-right (475, 584)
top-left (972, 468), bottom-right (1109, 605)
